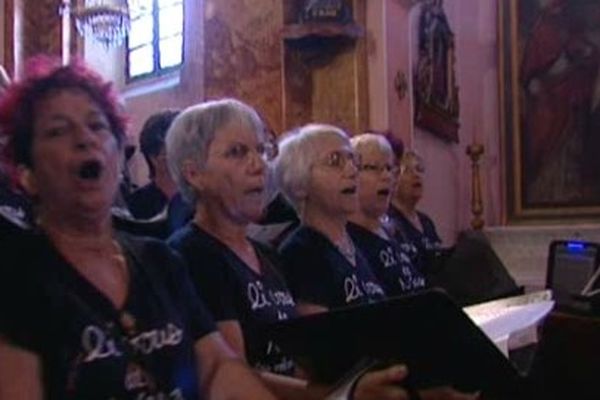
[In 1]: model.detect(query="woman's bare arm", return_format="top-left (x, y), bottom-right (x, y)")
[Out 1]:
top-left (0, 337), bottom-right (43, 400)
top-left (217, 319), bottom-right (330, 400)
top-left (194, 332), bottom-right (277, 400)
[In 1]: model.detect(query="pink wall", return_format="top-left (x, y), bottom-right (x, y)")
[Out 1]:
top-left (87, 0), bottom-right (283, 185)
top-left (367, 0), bottom-right (502, 244)
top-left (86, 0), bottom-right (205, 184)
top-left (86, 0), bottom-right (503, 241)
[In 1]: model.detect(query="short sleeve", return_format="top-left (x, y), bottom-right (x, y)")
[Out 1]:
top-left (0, 234), bottom-right (51, 354)
top-left (419, 212), bottom-right (442, 246)
top-left (278, 236), bottom-right (335, 308)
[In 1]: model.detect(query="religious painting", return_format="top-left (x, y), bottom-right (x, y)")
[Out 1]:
top-left (499, 0), bottom-right (600, 220)
top-left (414, 0), bottom-right (460, 143)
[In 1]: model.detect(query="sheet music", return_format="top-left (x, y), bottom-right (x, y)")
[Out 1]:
top-left (463, 290), bottom-right (554, 356)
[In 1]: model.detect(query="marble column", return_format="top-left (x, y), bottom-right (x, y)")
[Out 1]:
top-left (13, 0), bottom-right (79, 77)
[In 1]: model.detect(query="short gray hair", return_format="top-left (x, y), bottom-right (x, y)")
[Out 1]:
top-left (350, 133), bottom-right (394, 162)
top-left (400, 149), bottom-right (424, 167)
top-left (274, 123), bottom-right (349, 215)
top-left (165, 98), bottom-right (264, 204)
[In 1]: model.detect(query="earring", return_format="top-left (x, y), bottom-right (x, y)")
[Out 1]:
top-left (18, 167), bottom-right (37, 196)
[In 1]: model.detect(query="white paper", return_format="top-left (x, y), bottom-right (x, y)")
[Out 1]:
top-left (463, 290), bottom-right (554, 356)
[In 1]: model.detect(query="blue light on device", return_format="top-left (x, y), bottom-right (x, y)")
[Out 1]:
top-left (566, 242), bottom-right (585, 252)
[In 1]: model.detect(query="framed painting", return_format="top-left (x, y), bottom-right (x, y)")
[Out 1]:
top-left (499, 0), bottom-right (600, 221)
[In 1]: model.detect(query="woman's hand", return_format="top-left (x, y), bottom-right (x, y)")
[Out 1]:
top-left (352, 365), bottom-right (411, 400)
top-left (352, 365), bottom-right (481, 400)
top-left (195, 333), bottom-right (277, 400)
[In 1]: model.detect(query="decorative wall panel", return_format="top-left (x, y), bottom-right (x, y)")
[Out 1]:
top-left (203, 0), bottom-right (283, 133)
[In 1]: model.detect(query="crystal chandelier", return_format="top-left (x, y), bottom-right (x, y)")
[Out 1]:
top-left (72, 0), bottom-right (131, 48)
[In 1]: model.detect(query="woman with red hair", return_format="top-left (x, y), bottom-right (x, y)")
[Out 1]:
top-left (0, 57), bottom-right (275, 400)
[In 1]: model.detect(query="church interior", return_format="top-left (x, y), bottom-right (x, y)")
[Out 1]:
top-left (0, 0), bottom-right (599, 399)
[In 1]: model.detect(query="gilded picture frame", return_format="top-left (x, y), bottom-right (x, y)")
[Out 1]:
top-left (499, 0), bottom-right (600, 221)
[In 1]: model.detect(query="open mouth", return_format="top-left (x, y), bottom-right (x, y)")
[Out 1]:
top-left (341, 186), bottom-right (357, 195)
top-left (377, 189), bottom-right (391, 196)
top-left (245, 186), bottom-right (265, 195)
top-left (78, 160), bottom-right (103, 181)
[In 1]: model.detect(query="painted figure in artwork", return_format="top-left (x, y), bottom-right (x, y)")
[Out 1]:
top-left (520, 0), bottom-right (600, 204)
top-left (414, 0), bottom-right (460, 142)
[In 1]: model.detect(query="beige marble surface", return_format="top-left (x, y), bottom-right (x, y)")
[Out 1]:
top-left (484, 225), bottom-right (600, 289)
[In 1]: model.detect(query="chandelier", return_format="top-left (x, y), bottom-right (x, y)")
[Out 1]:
top-left (71, 0), bottom-right (131, 48)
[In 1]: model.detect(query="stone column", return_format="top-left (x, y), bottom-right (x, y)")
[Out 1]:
top-left (13, 0), bottom-right (79, 77)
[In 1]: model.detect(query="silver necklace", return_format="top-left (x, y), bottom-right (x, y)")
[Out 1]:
top-left (335, 233), bottom-right (356, 266)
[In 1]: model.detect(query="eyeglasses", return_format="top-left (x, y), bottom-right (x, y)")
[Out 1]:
top-left (317, 150), bottom-right (361, 170)
top-left (399, 163), bottom-right (426, 175)
top-left (359, 163), bottom-right (399, 175)
top-left (219, 141), bottom-right (278, 162)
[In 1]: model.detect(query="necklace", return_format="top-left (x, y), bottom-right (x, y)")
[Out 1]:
top-left (40, 222), bottom-right (131, 307)
top-left (335, 233), bottom-right (356, 266)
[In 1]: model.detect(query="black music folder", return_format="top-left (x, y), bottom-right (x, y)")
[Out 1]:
top-left (269, 289), bottom-right (525, 397)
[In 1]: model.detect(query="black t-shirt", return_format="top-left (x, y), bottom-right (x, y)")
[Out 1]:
top-left (0, 230), bottom-right (216, 400)
top-left (388, 207), bottom-right (443, 271)
top-left (278, 225), bottom-right (386, 309)
top-left (347, 222), bottom-right (427, 296)
top-left (167, 193), bottom-right (194, 233)
top-left (126, 182), bottom-right (168, 220)
top-left (260, 193), bottom-right (299, 226)
top-left (169, 223), bottom-right (297, 376)
top-left (122, 183), bottom-right (192, 239)
top-left (0, 183), bottom-right (33, 239)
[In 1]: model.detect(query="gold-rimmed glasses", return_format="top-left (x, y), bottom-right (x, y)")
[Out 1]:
top-left (359, 163), bottom-right (399, 175)
top-left (316, 150), bottom-right (361, 170)
top-left (218, 140), bottom-right (278, 163)
top-left (399, 162), bottom-right (425, 175)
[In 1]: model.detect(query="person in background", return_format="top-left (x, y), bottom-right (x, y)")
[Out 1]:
top-left (388, 149), bottom-right (520, 305)
top-left (0, 57), bottom-right (276, 400)
top-left (126, 110), bottom-right (192, 232)
top-left (388, 150), bottom-right (443, 274)
top-left (347, 133), bottom-right (426, 296)
top-left (0, 65), bottom-right (33, 236)
top-left (251, 115), bottom-right (299, 247)
top-left (0, 162), bottom-right (33, 237)
top-left (111, 135), bottom-right (138, 211)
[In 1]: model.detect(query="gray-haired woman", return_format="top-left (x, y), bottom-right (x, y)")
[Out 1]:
top-left (275, 124), bottom-right (387, 314)
top-left (347, 133), bottom-right (427, 297)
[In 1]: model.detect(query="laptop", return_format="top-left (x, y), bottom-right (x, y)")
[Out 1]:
top-left (269, 289), bottom-right (525, 397)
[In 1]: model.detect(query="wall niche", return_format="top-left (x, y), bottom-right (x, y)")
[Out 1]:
top-left (281, 0), bottom-right (368, 134)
